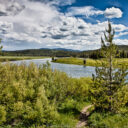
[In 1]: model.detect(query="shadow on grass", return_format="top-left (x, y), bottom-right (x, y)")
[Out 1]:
top-left (59, 108), bottom-right (80, 116)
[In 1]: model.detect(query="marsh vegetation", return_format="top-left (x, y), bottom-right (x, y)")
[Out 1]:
top-left (0, 56), bottom-right (46, 62)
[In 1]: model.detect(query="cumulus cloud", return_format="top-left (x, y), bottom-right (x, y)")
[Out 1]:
top-left (29, 0), bottom-right (76, 6)
top-left (104, 7), bottom-right (123, 19)
top-left (115, 31), bottom-right (128, 38)
top-left (66, 6), bottom-right (103, 17)
top-left (115, 39), bottom-right (128, 45)
top-left (40, 18), bottom-right (128, 50)
top-left (56, 0), bottom-right (76, 6)
top-left (112, 24), bottom-right (128, 32)
top-left (0, 0), bottom-right (127, 51)
top-left (0, 21), bottom-right (13, 35)
top-left (66, 6), bottom-right (123, 19)
top-left (0, 0), bottom-right (25, 16)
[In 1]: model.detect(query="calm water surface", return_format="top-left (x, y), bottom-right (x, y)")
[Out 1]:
top-left (8, 58), bottom-right (96, 78)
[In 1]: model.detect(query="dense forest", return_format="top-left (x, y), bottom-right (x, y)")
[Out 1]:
top-left (2, 45), bottom-right (128, 59)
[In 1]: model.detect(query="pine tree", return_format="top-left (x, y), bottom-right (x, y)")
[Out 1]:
top-left (90, 22), bottom-right (128, 113)
top-left (0, 39), bottom-right (3, 54)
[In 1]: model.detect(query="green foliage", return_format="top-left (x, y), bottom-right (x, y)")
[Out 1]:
top-left (0, 62), bottom-right (91, 127)
top-left (53, 57), bottom-right (128, 68)
top-left (0, 56), bottom-right (46, 62)
top-left (55, 113), bottom-right (78, 128)
top-left (0, 39), bottom-right (3, 55)
top-left (0, 105), bottom-right (6, 125)
top-left (0, 63), bottom-right (59, 127)
top-left (90, 22), bottom-right (128, 113)
top-left (53, 57), bottom-right (104, 67)
top-left (88, 111), bottom-right (128, 128)
top-left (3, 49), bottom-right (78, 57)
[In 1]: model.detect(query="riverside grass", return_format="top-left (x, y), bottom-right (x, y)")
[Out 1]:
top-left (53, 57), bottom-right (128, 68)
top-left (0, 56), bottom-right (46, 62)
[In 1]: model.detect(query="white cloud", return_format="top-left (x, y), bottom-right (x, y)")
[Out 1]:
top-left (29, 0), bottom-right (76, 6)
top-left (0, 0), bottom-right (127, 51)
top-left (66, 6), bottom-right (103, 17)
top-left (66, 6), bottom-right (123, 19)
top-left (113, 24), bottom-right (128, 32)
top-left (118, 32), bottom-right (128, 37)
top-left (0, 0), bottom-right (25, 16)
top-left (57, 0), bottom-right (76, 6)
top-left (104, 7), bottom-right (123, 19)
top-left (0, 21), bottom-right (13, 34)
top-left (114, 39), bottom-right (128, 45)
top-left (115, 31), bottom-right (128, 38)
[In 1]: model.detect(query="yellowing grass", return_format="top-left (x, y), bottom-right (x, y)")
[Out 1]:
top-left (53, 57), bottom-right (128, 68)
top-left (0, 56), bottom-right (46, 62)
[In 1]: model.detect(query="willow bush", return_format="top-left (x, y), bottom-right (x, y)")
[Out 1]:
top-left (0, 63), bottom-right (59, 127)
top-left (0, 62), bottom-right (91, 127)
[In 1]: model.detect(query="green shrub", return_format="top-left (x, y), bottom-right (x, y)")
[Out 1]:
top-left (0, 62), bottom-right (91, 127)
top-left (88, 112), bottom-right (128, 128)
top-left (0, 105), bottom-right (6, 125)
top-left (0, 63), bottom-right (59, 127)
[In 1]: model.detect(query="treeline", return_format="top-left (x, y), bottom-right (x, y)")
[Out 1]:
top-left (2, 45), bottom-right (128, 59)
top-left (2, 49), bottom-right (79, 57)
top-left (81, 49), bottom-right (128, 59)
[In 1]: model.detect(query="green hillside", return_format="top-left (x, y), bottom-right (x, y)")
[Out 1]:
top-left (2, 45), bottom-right (128, 58)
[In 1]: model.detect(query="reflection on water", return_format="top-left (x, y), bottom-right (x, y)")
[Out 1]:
top-left (5, 58), bottom-right (96, 78)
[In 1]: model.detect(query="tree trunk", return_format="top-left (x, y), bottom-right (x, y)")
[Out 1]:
top-left (109, 52), bottom-right (113, 111)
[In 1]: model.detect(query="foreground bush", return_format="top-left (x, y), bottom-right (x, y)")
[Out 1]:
top-left (0, 62), bottom-right (91, 127)
top-left (0, 63), bottom-right (60, 127)
top-left (88, 110), bottom-right (128, 128)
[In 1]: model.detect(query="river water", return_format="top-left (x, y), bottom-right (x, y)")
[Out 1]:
top-left (8, 58), bottom-right (95, 78)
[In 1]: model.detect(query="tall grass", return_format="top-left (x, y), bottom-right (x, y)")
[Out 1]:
top-left (88, 111), bottom-right (128, 128)
top-left (53, 57), bottom-right (128, 68)
top-left (0, 56), bottom-right (46, 62)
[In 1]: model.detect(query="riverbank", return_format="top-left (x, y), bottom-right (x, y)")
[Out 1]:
top-left (0, 56), bottom-right (47, 62)
top-left (52, 57), bottom-right (128, 67)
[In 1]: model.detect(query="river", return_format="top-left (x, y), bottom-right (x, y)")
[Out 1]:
top-left (6, 58), bottom-right (95, 78)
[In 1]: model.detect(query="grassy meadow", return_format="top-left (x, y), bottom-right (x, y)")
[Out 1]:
top-left (0, 56), bottom-right (46, 62)
top-left (53, 57), bottom-right (128, 68)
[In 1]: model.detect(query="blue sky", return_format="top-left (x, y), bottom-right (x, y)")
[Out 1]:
top-left (61, 0), bottom-right (128, 25)
top-left (0, 0), bottom-right (128, 50)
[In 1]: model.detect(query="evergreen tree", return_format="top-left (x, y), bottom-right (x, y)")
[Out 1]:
top-left (90, 22), bottom-right (128, 113)
top-left (121, 50), bottom-right (127, 58)
top-left (0, 39), bottom-right (2, 53)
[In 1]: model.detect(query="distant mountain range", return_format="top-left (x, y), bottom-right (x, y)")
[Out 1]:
top-left (2, 45), bottom-right (128, 57)
top-left (3, 45), bottom-right (128, 52)
top-left (40, 48), bottom-right (81, 52)
top-left (45, 45), bottom-right (128, 52)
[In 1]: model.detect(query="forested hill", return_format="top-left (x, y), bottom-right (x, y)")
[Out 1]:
top-left (2, 45), bottom-right (128, 58)
top-left (117, 45), bottom-right (128, 51)
top-left (2, 48), bottom-right (80, 57)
